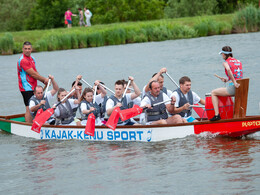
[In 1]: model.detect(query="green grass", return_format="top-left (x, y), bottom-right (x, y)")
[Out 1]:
top-left (0, 13), bottom-right (253, 55)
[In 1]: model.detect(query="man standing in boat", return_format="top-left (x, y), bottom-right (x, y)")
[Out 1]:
top-left (17, 41), bottom-right (49, 123)
top-left (29, 75), bottom-right (59, 124)
top-left (106, 77), bottom-right (141, 125)
top-left (140, 80), bottom-right (183, 125)
top-left (170, 76), bottom-right (205, 122)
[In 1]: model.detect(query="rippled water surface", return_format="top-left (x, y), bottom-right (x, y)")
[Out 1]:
top-left (0, 32), bottom-right (260, 194)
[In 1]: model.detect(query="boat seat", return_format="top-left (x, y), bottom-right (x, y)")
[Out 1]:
top-left (233, 78), bottom-right (249, 118)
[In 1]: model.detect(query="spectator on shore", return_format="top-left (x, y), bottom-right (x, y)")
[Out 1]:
top-left (78, 8), bottom-right (86, 27)
top-left (65, 8), bottom-right (77, 28)
top-left (84, 7), bottom-right (92, 26)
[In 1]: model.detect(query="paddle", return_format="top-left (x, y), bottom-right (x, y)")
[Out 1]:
top-left (85, 113), bottom-right (96, 136)
top-left (105, 79), bottom-right (131, 130)
top-left (165, 72), bottom-right (207, 119)
top-left (31, 88), bottom-right (76, 133)
top-left (119, 99), bottom-right (171, 121)
top-left (34, 78), bottom-right (52, 119)
top-left (84, 85), bottom-right (98, 136)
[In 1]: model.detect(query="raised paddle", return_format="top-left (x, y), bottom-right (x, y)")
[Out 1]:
top-left (34, 78), bottom-right (52, 119)
top-left (31, 88), bottom-right (76, 133)
top-left (165, 72), bottom-right (207, 119)
top-left (105, 79), bottom-right (131, 130)
top-left (81, 78), bottom-right (93, 88)
top-left (119, 99), bottom-right (171, 121)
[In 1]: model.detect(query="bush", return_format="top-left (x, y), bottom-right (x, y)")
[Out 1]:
top-left (0, 33), bottom-right (14, 55)
top-left (232, 5), bottom-right (259, 33)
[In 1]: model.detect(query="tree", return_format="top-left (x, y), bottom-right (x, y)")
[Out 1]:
top-left (164, 0), bottom-right (218, 18)
top-left (25, 0), bottom-right (70, 30)
top-left (0, 0), bottom-right (36, 32)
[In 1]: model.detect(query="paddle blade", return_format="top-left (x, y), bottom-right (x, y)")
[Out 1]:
top-left (105, 107), bottom-right (120, 130)
top-left (85, 113), bottom-right (96, 136)
top-left (193, 104), bottom-right (207, 119)
top-left (33, 108), bottom-right (43, 121)
top-left (119, 105), bottom-right (143, 121)
top-left (31, 121), bottom-right (42, 133)
top-left (31, 108), bottom-right (54, 133)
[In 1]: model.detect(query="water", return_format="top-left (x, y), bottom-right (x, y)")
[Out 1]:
top-left (1, 32), bottom-right (260, 194)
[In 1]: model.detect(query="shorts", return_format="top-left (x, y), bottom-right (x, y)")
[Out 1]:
top-left (226, 83), bottom-right (236, 96)
top-left (21, 91), bottom-right (34, 106)
top-left (186, 116), bottom-right (196, 123)
top-left (66, 19), bottom-right (72, 24)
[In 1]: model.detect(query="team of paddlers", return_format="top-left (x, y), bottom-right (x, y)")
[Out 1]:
top-left (17, 42), bottom-right (243, 127)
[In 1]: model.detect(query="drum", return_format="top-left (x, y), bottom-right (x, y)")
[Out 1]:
top-left (205, 93), bottom-right (234, 119)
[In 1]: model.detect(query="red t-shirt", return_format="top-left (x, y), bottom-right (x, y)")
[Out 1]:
top-left (17, 54), bottom-right (37, 91)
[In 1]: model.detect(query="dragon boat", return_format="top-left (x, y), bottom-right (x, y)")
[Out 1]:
top-left (1, 78), bottom-right (259, 142)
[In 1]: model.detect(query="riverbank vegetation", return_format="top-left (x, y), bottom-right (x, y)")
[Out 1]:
top-left (0, 5), bottom-right (260, 55)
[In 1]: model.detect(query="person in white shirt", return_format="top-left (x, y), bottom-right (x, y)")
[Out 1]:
top-left (140, 81), bottom-right (183, 125)
top-left (170, 76), bottom-right (205, 122)
top-left (84, 7), bottom-right (92, 26)
top-left (106, 77), bottom-right (141, 126)
top-left (29, 75), bottom-right (59, 124)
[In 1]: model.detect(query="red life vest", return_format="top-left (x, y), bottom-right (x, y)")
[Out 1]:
top-left (225, 57), bottom-right (243, 81)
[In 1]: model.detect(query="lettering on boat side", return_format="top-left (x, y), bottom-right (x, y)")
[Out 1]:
top-left (242, 120), bottom-right (260, 128)
top-left (40, 129), bottom-right (150, 141)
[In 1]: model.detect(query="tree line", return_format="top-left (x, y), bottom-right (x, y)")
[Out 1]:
top-left (0, 0), bottom-right (259, 32)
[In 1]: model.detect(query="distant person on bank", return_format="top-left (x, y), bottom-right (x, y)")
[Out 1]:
top-left (17, 41), bottom-right (49, 123)
top-left (78, 8), bottom-right (86, 27)
top-left (210, 46), bottom-right (243, 121)
top-left (84, 7), bottom-right (92, 26)
top-left (65, 8), bottom-right (77, 28)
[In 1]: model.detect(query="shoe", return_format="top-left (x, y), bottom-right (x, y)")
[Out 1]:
top-left (210, 114), bottom-right (221, 121)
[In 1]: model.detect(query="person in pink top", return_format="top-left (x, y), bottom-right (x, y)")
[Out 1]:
top-left (65, 8), bottom-right (76, 28)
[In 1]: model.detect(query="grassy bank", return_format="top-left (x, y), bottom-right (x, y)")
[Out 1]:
top-left (1, 6), bottom-right (259, 55)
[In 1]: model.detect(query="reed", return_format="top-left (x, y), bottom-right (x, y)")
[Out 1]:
top-left (232, 5), bottom-right (259, 33)
top-left (87, 32), bottom-right (104, 47)
top-left (70, 33), bottom-right (79, 49)
top-left (77, 33), bottom-right (88, 48)
top-left (34, 39), bottom-right (48, 52)
top-left (0, 33), bottom-right (14, 55)
top-left (194, 21), bottom-right (208, 37)
top-left (218, 22), bottom-right (232, 34)
top-left (59, 34), bottom-right (72, 50)
top-left (104, 28), bottom-right (126, 45)
top-left (207, 19), bottom-right (220, 35)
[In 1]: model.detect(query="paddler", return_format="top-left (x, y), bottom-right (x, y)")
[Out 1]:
top-left (140, 80), bottom-right (183, 125)
top-left (210, 46), bottom-right (243, 121)
top-left (28, 75), bottom-right (59, 124)
top-left (170, 76), bottom-right (205, 122)
top-left (142, 67), bottom-right (173, 98)
top-left (53, 87), bottom-right (81, 125)
top-left (106, 77), bottom-right (141, 125)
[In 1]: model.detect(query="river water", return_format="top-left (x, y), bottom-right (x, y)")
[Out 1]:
top-left (0, 32), bottom-right (260, 194)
